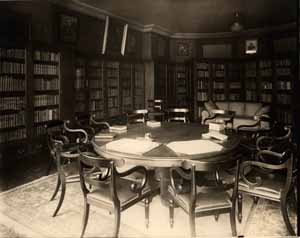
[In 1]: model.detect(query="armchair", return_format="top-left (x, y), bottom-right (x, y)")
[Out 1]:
top-left (78, 151), bottom-right (159, 237)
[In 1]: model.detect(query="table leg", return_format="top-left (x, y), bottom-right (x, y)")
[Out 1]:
top-left (155, 168), bottom-right (171, 206)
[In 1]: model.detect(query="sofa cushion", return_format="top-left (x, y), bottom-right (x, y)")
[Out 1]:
top-left (255, 105), bottom-right (270, 117)
top-left (244, 103), bottom-right (262, 117)
top-left (228, 102), bottom-right (245, 116)
top-left (215, 102), bottom-right (228, 111)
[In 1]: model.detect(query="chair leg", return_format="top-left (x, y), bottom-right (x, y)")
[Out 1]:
top-left (169, 199), bottom-right (174, 228)
top-left (52, 174), bottom-right (66, 217)
top-left (189, 212), bottom-right (196, 238)
top-left (214, 214), bottom-right (219, 221)
top-left (80, 200), bottom-right (90, 238)
top-left (113, 207), bottom-right (121, 238)
top-left (253, 196), bottom-right (259, 204)
top-left (237, 193), bottom-right (243, 223)
top-left (280, 198), bottom-right (295, 236)
top-left (46, 157), bottom-right (54, 176)
top-left (230, 202), bottom-right (237, 236)
top-left (50, 175), bottom-right (61, 201)
top-left (145, 198), bottom-right (150, 228)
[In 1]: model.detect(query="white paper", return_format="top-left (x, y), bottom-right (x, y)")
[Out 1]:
top-left (166, 140), bottom-right (223, 155)
top-left (106, 138), bottom-right (160, 155)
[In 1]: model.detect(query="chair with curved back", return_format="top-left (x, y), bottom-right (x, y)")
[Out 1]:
top-left (127, 109), bottom-right (148, 124)
top-left (167, 108), bottom-right (189, 123)
top-left (148, 99), bottom-right (165, 122)
top-left (75, 113), bottom-right (96, 139)
top-left (237, 129), bottom-right (297, 235)
top-left (47, 120), bottom-right (89, 217)
top-left (168, 156), bottom-right (241, 237)
top-left (78, 151), bottom-right (159, 237)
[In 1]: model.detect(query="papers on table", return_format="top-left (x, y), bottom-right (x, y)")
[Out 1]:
top-left (209, 122), bottom-right (224, 131)
top-left (109, 125), bottom-right (127, 134)
top-left (146, 120), bottom-right (161, 128)
top-left (105, 138), bottom-right (160, 155)
top-left (94, 132), bottom-right (116, 141)
top-left (202, 131), bottom-right (228, 141)
top-left (166, 140), bottom-right (223, 155)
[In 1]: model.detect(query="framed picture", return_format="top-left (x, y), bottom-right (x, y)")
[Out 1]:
top-left (59, 14), bottom-right (78, 44)
top-left (177, 41), bottom-right (190, 56)
top-left (245, 39), bottom-right (258, 54)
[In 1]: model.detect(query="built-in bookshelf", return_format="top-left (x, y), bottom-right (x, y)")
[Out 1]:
top-left (274, 58), bottom-right (293, 124)
top-left (87, 59), bottom-right (104, 119)
top-left (33, 50), bottom-right (60, 136)
top-left (154, 63), bottom-right (168, 105)
top-left (0, 47), bottom-right (27, 144)
top-left (133, 63), bottom-right (145, 109)
top-left (175, 63), bottom-right (189, 107)
top-left (212, 63), bottom-right (226, 101)
top-left (244, 61), bottom-right (258, 102)
top-left (105, 61), bottom-right (120, 117)
top-left (195, 62), bottom-right (210, 102)
top-left (258, 59), bottom-right (273, 104)
top-left (74, 57), bottom-right (88, 116)
top-left (120, 63), bottom-right (133, 113)
top-left (227, 62), bottom-right (242, 101)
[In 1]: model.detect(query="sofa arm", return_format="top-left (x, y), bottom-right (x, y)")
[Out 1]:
top-left (201, 109), bottom-right (211, 124)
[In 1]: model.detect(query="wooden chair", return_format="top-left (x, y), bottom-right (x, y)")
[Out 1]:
top-left (167, 108), bottom-right (189, 123)
top-left (89, 114), bottom-right (111, 132)
top-left (75, 113), bottom-right (96, 139)
top-left (237, 140), bottom-right (297, 235)
top-left (148, 99), bottom-right (165, 121)
top-left (47, 120), bottom-right (88, 217)
top-left (78, 151), bottom-right (159, 238)
top-left (168, 157), bottom-right (241, 237)
top-left (127, 109), bottom-right (148, 124)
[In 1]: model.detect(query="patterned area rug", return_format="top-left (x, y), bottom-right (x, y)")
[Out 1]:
top-left (0, 174), bottom-right (296, 238)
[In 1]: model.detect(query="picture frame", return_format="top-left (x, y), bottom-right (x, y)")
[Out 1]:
top-left (177, 41), bottom-right (190, 56)
top-left (245, 39), bottom-right (258, 54)
top-left (59, 14), bottom-right (78, 44)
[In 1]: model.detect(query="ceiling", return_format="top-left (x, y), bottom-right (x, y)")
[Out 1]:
top-left (73, 0), bottom-right (296, 33)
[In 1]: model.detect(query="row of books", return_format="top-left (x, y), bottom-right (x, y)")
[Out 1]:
top-left (245, 70), bottom-right (256, 77)
top-left (215, 64), bottom-right (225, 70)
top-left (34, 51), bottom-right (59, 62)
top-left (246, 91), bottom-right (257, 101)
top-left (34, 64), bottom-right (58, 75)
top-left (34, 125), bottom-right (47, 136)
top-left (0, 97), bottom-right (24, 111)
top-left (277, 111), bottom-right (292, 124)
top-left (0, 48), bottom-right (25, 60)
top-left (108, 97), bottom-right (119, 107)
top-left (34, 77), bottom-right (59, 90)
top-left (197, 80), bottom-right (209, 89)
top-left (196, 63), bottom-right (209, 70)
top-left (0, 62), bottom-right (25, 74)
top-left (277, 81), bottom-right (292, 90)
top-left (259, 61), bottom-right (272, 68)
top-left (122, 89), bottom-right (131, 97)
top-left (261, 82), bottom-right (272, 90)
top-left (0, 76), bottom-right (25, 91)
top-left (90, 90), bottom-right (103, 99)
top-left (275, 68), bottom-right (291, 76)
top-left (197, 71), bottom-right (210, 78)
top-left (261, 93), bottom-right (272, 103)
top-left (176, 72), bottom-right (186, 78)
top-left (107, 88), bottom-right (119, 97)
top-left (213, 82), bottom-right (225, 89)
top-left (275, 59), bottom-right (291, 67)
top-left (197, 92), bottom-right (208, 101)
top-left (106, 70), bottom-right (119, 78)
top-left (0, 128), bottom-right (26, 144)
top-left (229, 94), bottom-right (241, 101)
top-left (89, 101), bottom-right (104, 111)
top-left (88, 68), bottom-right (102, 77)
top-left (212, 93), bottom-right (226, 101)
top-left (0, 113), bottom-right (25, 129)
top-left (245, 81), bottom-right (256, 89)
top-left (134, 88), bottom-right (144, 96)
top-left (89, 80), bottom-right (102, 88)
top-left (34, 95), bottom-right (59, 107)
top-left (215, 70), bottom-right (225, 78)
top-left (75, 68), bottom-right (86, 77)
top-left (106, 61), bottom-right (119, 68)
top-left (277, 94), bottom-right (291, 104)
top-left (122, 97), bottom-right (132, 106)
top-left (34, 109), bottom-right (59, 122)
top-left (75, 78), bottom-right (86, 89)
top-left (229, 82), bottom-right (241, 89)
top-left (259, 68), bottom-right (272, 77)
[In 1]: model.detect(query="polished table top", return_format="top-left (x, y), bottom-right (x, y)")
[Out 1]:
top-left (92, 123), bottom-right (241, 168)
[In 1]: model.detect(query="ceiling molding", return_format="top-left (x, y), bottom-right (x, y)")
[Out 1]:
top-left (50, 0), bottom-right (296, 39)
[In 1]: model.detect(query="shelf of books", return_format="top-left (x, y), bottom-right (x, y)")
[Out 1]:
top-left (154, 63), bottom-right (168, 105)
top-left (0, 47), bottom-right (27, 144)
top-left (212, 63), bottom-right (226, 101)
top-left (33, 50), bottom-right (60, 136)
top-left (120, 63), bottom-right (133, 113)
top-left (175, 63), bottom-right (190, 107)
top-left (227, 62), bottom-right (242, 101)
top-left (105, 61), bottom-right (120, 118)
top-left (87, 59), bottom-right (104, 120)
top-left (133, 63), bottom-right (145, 110)
top-left (274, 57), bottom-right (293, 124)
top-left (244, 61), bottom-right (258, 102)
top-left (74, 57), bottom-right (88, 117)
top-left (258, 59), bottom-right (273, 104)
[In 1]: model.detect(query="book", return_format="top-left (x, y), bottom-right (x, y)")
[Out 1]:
top-left (209, 122), bottom-right (225, 131)
top-left (202, 131), bottom-right (228, 141)
top-left (109, 125), bottom-right (127, 134)
top-left (146, 120), bottom-right (161, 128)
top-left (94, 132), bottom-right (116, 141)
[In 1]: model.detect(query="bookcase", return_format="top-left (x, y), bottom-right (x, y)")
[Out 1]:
top-left (74, 57), bottom-right (88, 117)
top-left (244, 60), bottom-right (258, 102)
top-left (104, 61), bottom-right (120, 117)
top-left (154, 62), bottom-right (168, 107)
top-left (212, 62), bottom-right (226, 101)
top-left (258, 59), bottom-right (273, 104)
top-left (120, 62), bottom-right (133, 113)
top-left (274, 57), bottom-right (293, 124)
top-left (133, 63), bottom-right (145, 109)
top-left (33, 49), bottom-right (60, 136)
top-left (174, 63), bottom-right (190, 107)
top-left (0, 47), bottom-right (27, 144)
top-left (227, 61), bottom-right (242, 101)
top-left (87, 59), bottom-right (104, 119)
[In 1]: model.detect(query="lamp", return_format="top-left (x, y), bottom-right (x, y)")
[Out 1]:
top-left (230, 12), bottom-right (243, 32)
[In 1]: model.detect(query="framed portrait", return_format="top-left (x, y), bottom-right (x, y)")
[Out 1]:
top-left (245, 39), bottom-right (258, 54)
top-left (177, 41), bottom-right (190, 56)
top-left (59, 14), bottom-right (78, 44)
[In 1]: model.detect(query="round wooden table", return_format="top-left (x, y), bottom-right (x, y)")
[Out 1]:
top-left (92, 123), bottom-right (241, 203)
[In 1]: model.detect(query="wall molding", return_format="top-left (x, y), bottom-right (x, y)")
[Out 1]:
top-left (51, 0), bottom-right (296, 39)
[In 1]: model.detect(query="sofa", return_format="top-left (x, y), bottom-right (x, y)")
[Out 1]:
top-left (201, 101), bottom-right (270, 130)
